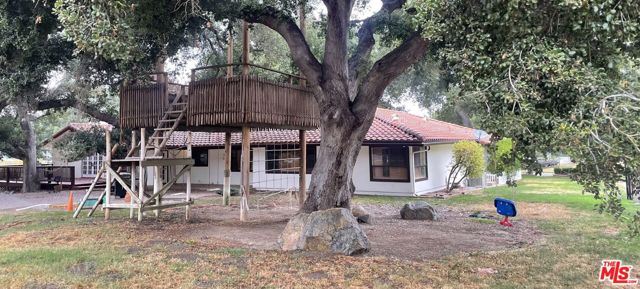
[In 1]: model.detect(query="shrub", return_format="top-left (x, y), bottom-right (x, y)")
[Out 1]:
top-left (553, 167), bottom-right (576, 175)
top-left (446, 140), bottom-right (485, 191)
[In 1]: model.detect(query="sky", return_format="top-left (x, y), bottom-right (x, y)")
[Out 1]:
top-left (165, 0), bottom-right (427, 116)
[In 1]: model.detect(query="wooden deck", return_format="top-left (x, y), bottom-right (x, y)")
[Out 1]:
top-left (119, 64), bottom-right (320, 131)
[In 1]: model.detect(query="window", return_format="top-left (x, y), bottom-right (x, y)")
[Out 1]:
top-left (192, 148), bottom-right (208, 167)
top-left (413, 146), bottom-right (428, 181)
top-left (81, 154), bottom-right (103, 176)
top-left (306, 145), bottom-right (317, 173)
top-left (369, 146), bottom-right (410, 182)
top-left (231, 147), bottom-right (253, 172)
top-left (265, 145), bottom-right (317, 174)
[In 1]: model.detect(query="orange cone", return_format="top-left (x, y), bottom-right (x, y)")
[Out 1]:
top-left (66, 191), bottom-right (74, 212)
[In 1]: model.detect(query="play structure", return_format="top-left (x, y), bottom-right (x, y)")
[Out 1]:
top-left (494, 197), bottom-right (517, 227)
top-left (73, 13), bottom-right (318, 221)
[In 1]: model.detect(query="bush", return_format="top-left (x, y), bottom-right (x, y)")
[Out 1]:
top-left (446, 140), bottom-right (485, 191)
top-left (554, 167), bottom-right (576, 175)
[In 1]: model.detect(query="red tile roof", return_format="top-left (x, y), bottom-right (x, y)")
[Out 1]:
top-left (375, 108), bottom-right (484, 143)
top-left (167, 108), bottom-right (483, 147)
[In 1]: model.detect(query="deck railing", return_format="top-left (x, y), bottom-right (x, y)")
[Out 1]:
top-left (119, 64), bottom-right (320, 130)
top-left (0, 166), bottom-right (75, 187)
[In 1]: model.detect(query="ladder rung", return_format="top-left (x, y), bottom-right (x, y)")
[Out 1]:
top-left (149, 136), bottom-right (167, 140)
top-left (173, 102), bottom-right (188, 105)
top-left (165, 110), bottom-right (183, 114)
top-left (155, 128), bottom-right (172, 131)
top-left (159, 119), bottom-right (177, 123)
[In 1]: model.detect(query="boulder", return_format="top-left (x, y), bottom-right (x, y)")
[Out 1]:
top-left (351, 204), bottom-right (372, 224)
top-left (279, 208), bottom-right (370, 255)
top-left (400, 201), bottom-right (438, 220)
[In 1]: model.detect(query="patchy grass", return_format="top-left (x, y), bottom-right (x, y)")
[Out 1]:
top-left (0, 176), bottom-right (638, 288)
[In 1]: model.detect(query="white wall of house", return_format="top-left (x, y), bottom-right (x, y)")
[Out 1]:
top-left (163, 143), bottom-right (460, 196)
top-left (413, 143), bottom-right (455, 196)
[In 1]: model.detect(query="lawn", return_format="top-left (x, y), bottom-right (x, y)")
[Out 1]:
top-left (0, 176), bottom-right (638, 288)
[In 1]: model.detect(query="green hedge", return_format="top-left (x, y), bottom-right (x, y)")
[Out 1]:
top-left (554, 167), bottom-right (576, 175)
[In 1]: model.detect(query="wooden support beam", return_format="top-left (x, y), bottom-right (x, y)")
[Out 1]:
top-left (186, 132), bottom-right (192, 220)
top-left (142, 200), bottom-right (194, 212)
top-left (142, 164), bottom-right (191, 206)
top-left (104, 129), bottom-right (112, 220)
top-left (298, 4), bottom-right (307, 87)
top-left (138, 127), bottom-right (146, 222)
top-left (227, 27), bottom-right (234, 78)
top-left (130, 130), bottom-right (137, 219)
top-left (223, 132), bottom-right (231, 206)
top-left (299, 130), bottom-right (307, 208)
top-left (140, 158), bottom-right (194, 167)
top-left (73, 164), bottom-right (105, 218)
top-left (240, 126), bottom-right (250, 221)
top-left (242, 21), bottom-right (250, 76)
top-left (154, 131), bottom-right (162, 218)
top-left (105, 165), bottom-right (141, 204)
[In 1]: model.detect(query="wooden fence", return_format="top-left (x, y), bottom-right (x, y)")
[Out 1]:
top-left (0, 166), bottom-right (75, 188)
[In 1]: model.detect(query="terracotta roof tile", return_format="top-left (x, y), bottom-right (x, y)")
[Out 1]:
top-left (374, 108), bottom-right (484, 143)
top-left (166, 108), bottom-right (483, 147)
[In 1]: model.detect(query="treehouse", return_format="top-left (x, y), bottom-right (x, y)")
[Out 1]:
top-left (119, 63), bottom-right (319, 131)
top-left (74, 21), bottom-right (320, 222)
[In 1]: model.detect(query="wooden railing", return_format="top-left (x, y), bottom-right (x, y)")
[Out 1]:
top-left (188, 63), bottom-right (319, 129)
top-left (0, 166), bottom-right (75, 187)
top-left (119, 64), bottom-right (320, 130)
top-left (119, 72), bottom-right (169, 129)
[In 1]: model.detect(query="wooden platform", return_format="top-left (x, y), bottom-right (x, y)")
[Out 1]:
top-left (119, 64), bottom-right (320, 131)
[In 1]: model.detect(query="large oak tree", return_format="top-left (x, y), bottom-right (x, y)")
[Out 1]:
top-left (56, 0), bottom-right (429, 211)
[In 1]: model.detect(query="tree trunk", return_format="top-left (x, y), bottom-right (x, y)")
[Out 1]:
top-left (302, 102), bottom-right (375, 212)
top-left (19, 110), bottom-right (39, 192)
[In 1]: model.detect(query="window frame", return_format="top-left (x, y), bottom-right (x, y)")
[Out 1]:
top-left (192, 147), bottom-right (209, 167)
top-left (230, 147), bottom-right (253, 172)
top-left (412, 146), bottom-right (428, 182)
top-left (368, 145), bottom-right (411, 183)
top-left (265, 145), bottom-right (302, 174)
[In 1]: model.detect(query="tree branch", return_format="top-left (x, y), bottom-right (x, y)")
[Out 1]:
top-left (352, 32), bottom-right (429, 119)
top-left (322, 0), bottom-right (356, 83)
top-left (243, 6), bottom-right (322, 86)
top-left (348, 0), bottom-right (407, 98)
top-left (37, 98), bottom-right (118, 126)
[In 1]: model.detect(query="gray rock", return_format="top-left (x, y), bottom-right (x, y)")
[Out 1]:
top-left (278, 208), bottom-right (370, 256)
top-left (400, 201), bottom-right (438, 220)
top-left (351, 204), bottom-right (372, 224)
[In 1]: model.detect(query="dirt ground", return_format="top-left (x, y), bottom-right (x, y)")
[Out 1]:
top-left (132, 195), bottom-right (542, 261)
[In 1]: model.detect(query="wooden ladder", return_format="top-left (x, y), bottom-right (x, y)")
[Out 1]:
top-left (72, 93), bottom-right (189, 218)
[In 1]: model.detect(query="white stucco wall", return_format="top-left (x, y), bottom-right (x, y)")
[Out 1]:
top-left (351, 146), bottom-right (414, 195)
top-left (413, 143), bottom-right (455, 196)
top-left (165, 144), bottom-right (459, 196)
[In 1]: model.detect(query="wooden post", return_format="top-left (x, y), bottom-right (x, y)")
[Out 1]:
top-left (298, 130), bottom-right (307, 208)
top-left (104, 129), bottom-right (112, 220)
top-left (240, 126), bottom-right (250, 221)
top-left (186, 131), bottom-right (192, 220)
top-left (130, 130), bottom-right (137, 219)
top-left (227, 27), bottom-right (234, 78)
top-left (298, 4), bottom-right (306, 87)
top-left (153, 131), bottom-right (162, 218)
top-left (138, 128), bottom-right (146, 222)
top-left (241, 21), bottom-right (250, 76)
top-left (223, 132), bottom-right (231, 206)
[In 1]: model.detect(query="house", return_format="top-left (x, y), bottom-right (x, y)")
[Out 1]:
top-left (163, 108), bottom-right (499, 196)
top-left (42, 122), bottom-right (113, 180)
